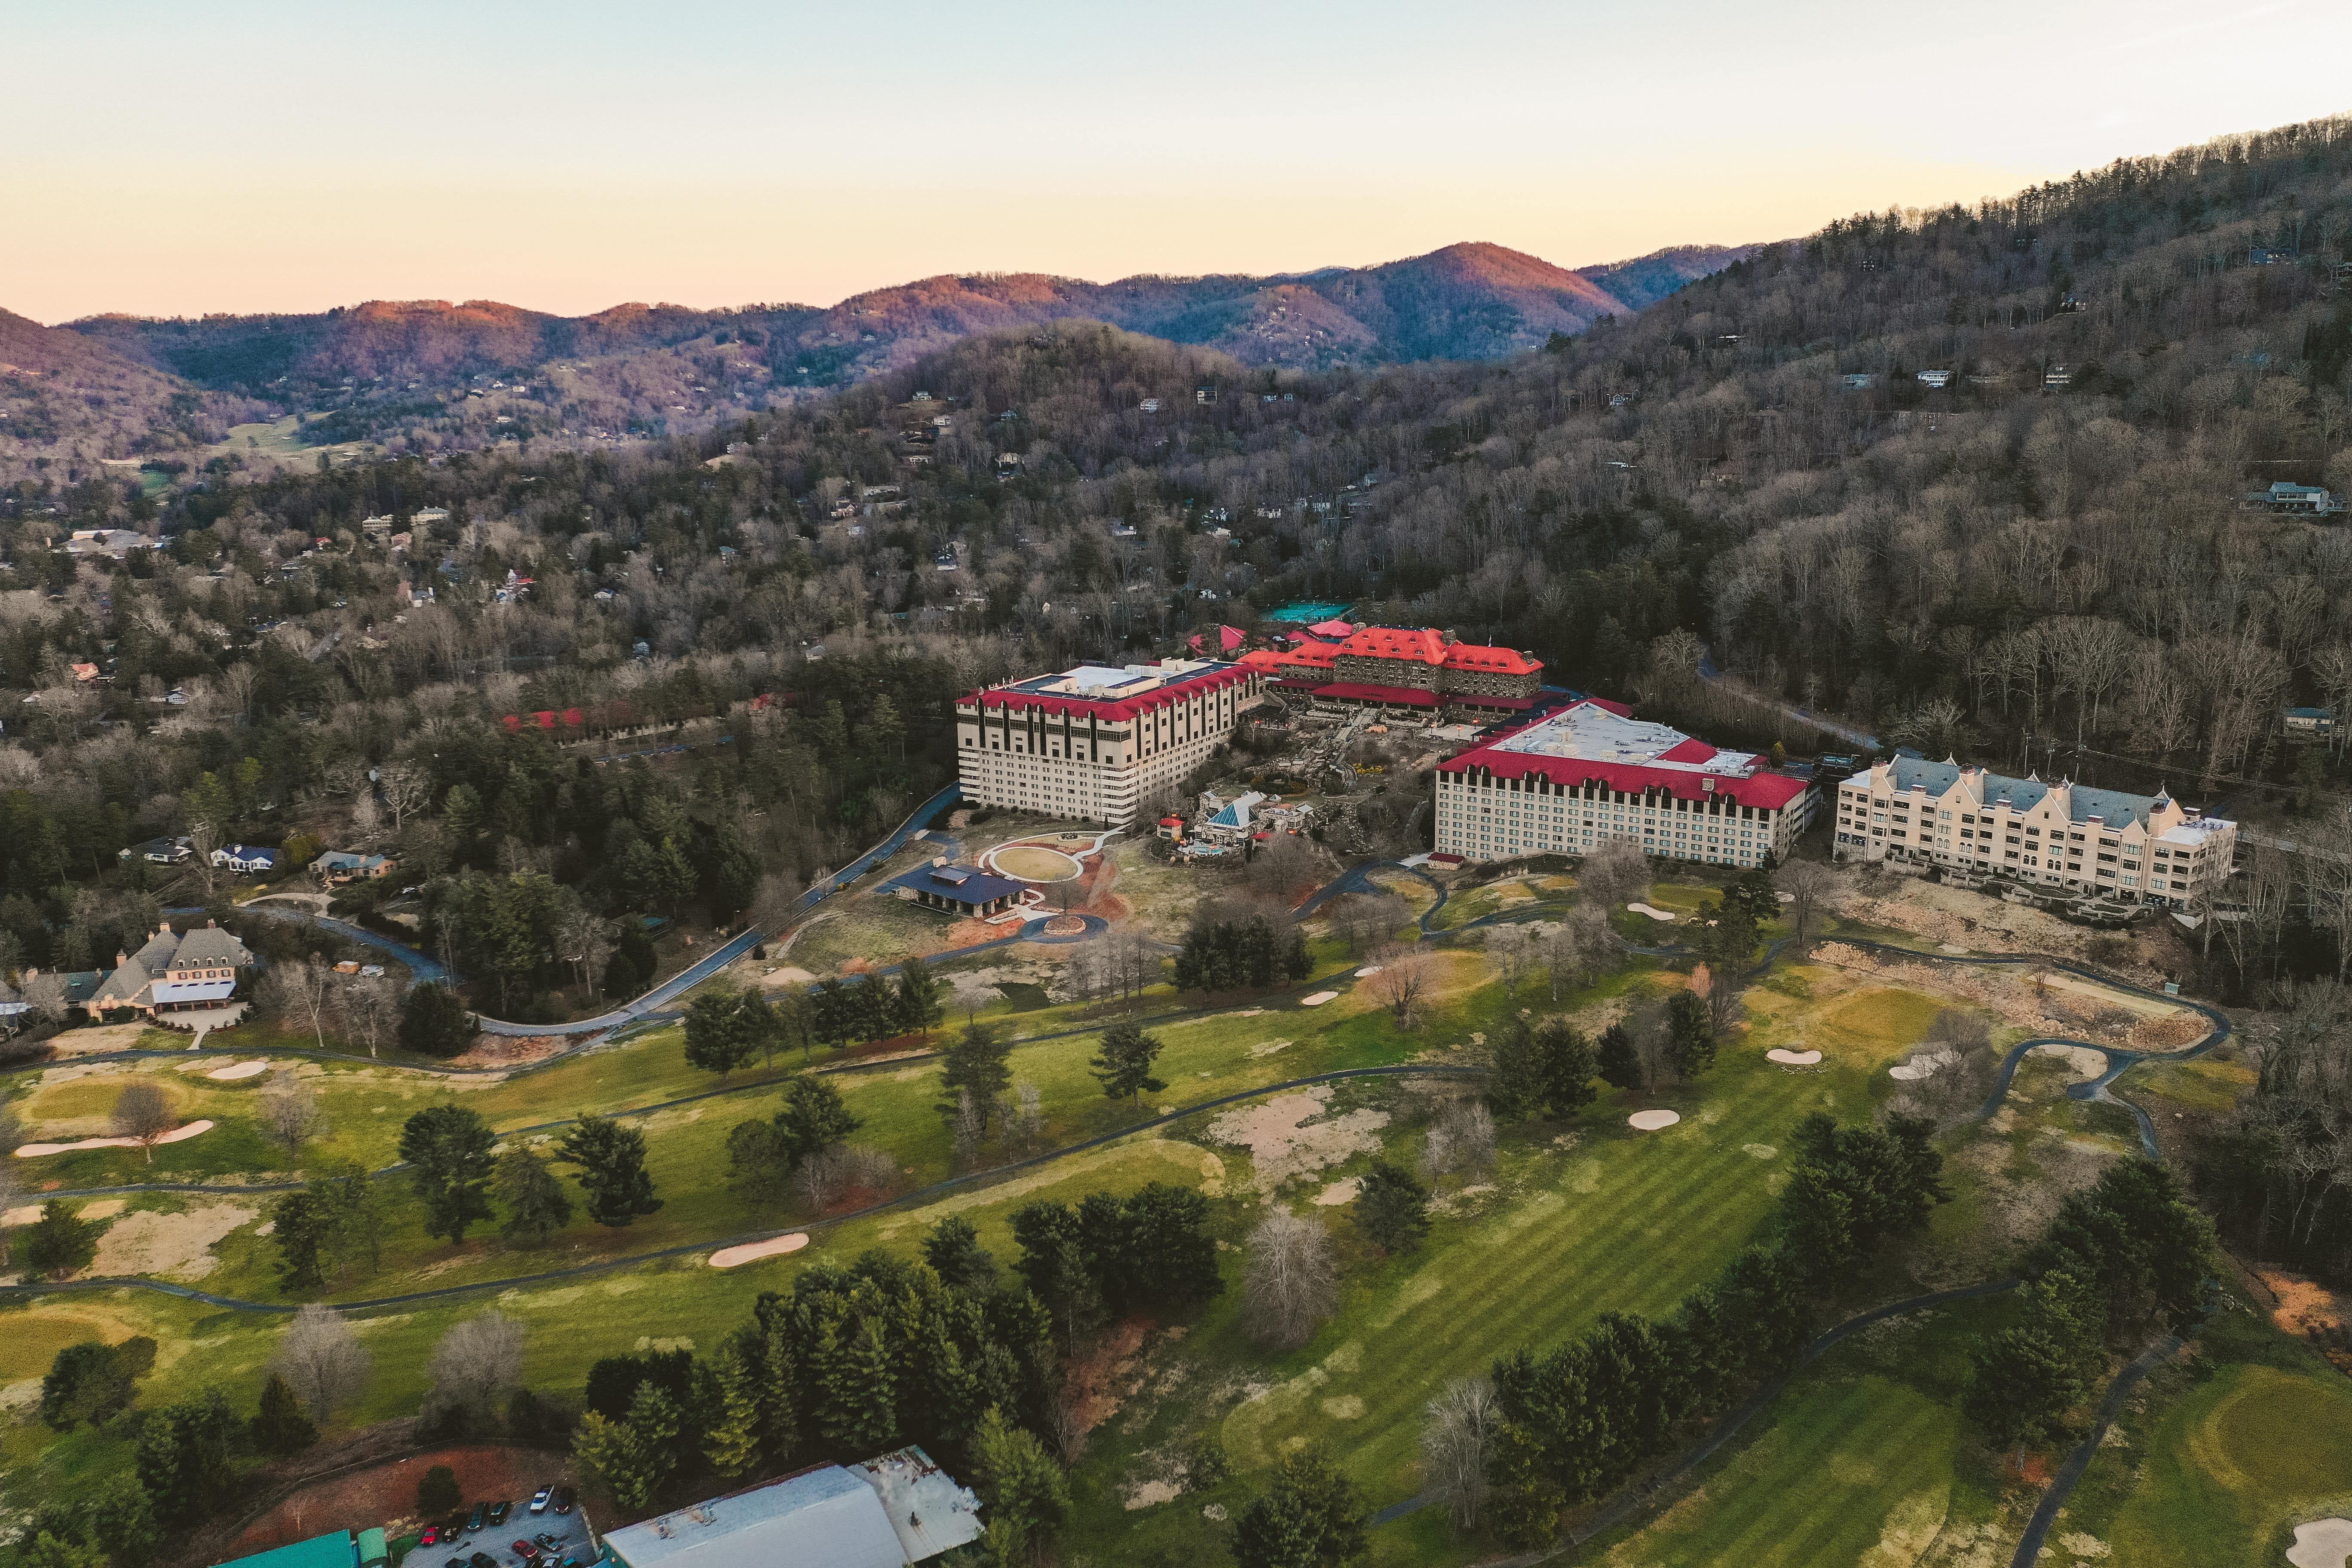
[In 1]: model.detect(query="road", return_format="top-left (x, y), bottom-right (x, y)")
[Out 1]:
top-left (1697, 643), bottom-right (1882, 752)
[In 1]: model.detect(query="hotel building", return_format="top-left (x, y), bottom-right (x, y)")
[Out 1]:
top-left (1434, 699), bottom-right (1817, 867)
top-left (1239, 625), bottom-right (1544, 716)
top-left (955, 659), bottom-right (1262, 829)
top-left (1831, 756), bottom-right (2237, 906)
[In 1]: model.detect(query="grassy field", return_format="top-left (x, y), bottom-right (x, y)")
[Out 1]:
top-left (1583, 1296), bottom-right (2010, 1568)
top-left (2060, 1305), bottom-right (2352, 1565)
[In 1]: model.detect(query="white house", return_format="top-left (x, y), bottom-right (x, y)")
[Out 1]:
top-left (211, 844), bottom-right (281, 875)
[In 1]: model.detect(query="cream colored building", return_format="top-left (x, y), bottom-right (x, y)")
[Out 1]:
top-left (1831, 756), bottom-right (2236, 906)
top-left (955, 659), bottom-right (1262, 829)
top-left (1434, 698), bottom-right (1817, 868)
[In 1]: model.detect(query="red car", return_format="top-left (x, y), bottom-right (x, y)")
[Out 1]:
top-left (511, 1543), bottom-right (542, 1564)
top-left (421, 1528), bottom-right (441, 1548)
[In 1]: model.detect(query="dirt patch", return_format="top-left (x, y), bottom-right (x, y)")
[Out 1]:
top-left (1205, 1086), bottom-right (1389, 1192)
top-left (1834, 877), bottom-right (2196, 986)
top-left (225, 1442), bottom-right (577, 1554)
top-left (40, 1023), bottom-right (161, 1060)
top-left (447, 1033), bottom-right (579, 1070)
top-left (1067, 1318), bottom-right (1153, 1442)
top-left (89, 1200), bottom-right (257, 1280)
top-left (1813, 942), bottom-right (2206, 1052)
top-left (2262, 1272), bottom-right (2348, 1338)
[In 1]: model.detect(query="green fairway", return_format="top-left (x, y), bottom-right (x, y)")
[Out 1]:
top-left (2064, 1308), bottom-right (2352, 1565)
top-left (1586, 1298), bottom-right (2006, 1568)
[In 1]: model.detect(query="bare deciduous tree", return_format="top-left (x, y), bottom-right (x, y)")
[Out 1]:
top-left (258, 1072), bottom-right (326, 1153)
top-left (377, 763), bottom-right (431, 833)
top-left (111, 1081), bottom-right (177, 1162)
top-left (274, 1302), bottom-right (372, 1424)
top-left (1578, 836), bottom-right (1651, 912)
top-left (1423, 1377), bottom-right (1504, 1532)
top-left (1421, 1098), bottom-right (1497, 1184)
top-left (1488, 926), bottom-right (1535, 998)
top-left (262, 957), bottom-right (336, 1048)
top-left (1776, 859), bottom-right (1838, 949)
top-left (1242, 1208), bottom-right (1338, 1348)
top-left (331, 973), bottom-right (402, 1059)
top-left (1371, 949), bottom-right (1431, 1029)
top-left (422, 1310), bottom-right (523, 1428)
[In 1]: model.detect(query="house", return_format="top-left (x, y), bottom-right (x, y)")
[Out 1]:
top-left (59, 528), bottom-right (162, 559)
top-left (82, 920), bottom-right (253, 1021)
top-left (2247, 481), bottom-right (2345, 516)
top-left (879, 860), bottom-right (1029, 919)
top-left (211, 844), bottom-right (281, 875)
top-left (1840, 374), bottom-right (1876, 391)
top-left (1139, 398), bottom-right (1163, 413)
top-left (410, 506), bottom-right (452, 527)
top-left (2286, 706), bottom-right (2335, 741)
top-left (316, 850), bottom-right (396, 885)
top-left (2045, 365), bottom-right (2073, 390)
top-left (1916, 369), bottom-right (1954, 389)
top-left (1197, 790), bottom-right (1268, 845)
top-left (120, 836), bottom-right (193, 865)
top-left (69, 662), bottom-right (100, 683)
top-left (601, 1449), bottom-right (980, 1568)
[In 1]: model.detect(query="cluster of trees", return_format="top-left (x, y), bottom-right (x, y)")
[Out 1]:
top-left (1964, 1160), bottom-right (2214, 1466)
top-left (570, 1225), bottom-right (1071, 1558)
top-left (1008, 1183), bottom-right (1224, 1344)
top-left (1486, 991), bottom-right (1721, 1118)
top-left (2200, 978), bottom-right (2352, 1283)
top-left (1474, 1112), bottom-right (1948, 1544)
top-left (1173, 909), bottom-right (1311, 995)
top-left (726, 1075), bottom-right (878, 1211)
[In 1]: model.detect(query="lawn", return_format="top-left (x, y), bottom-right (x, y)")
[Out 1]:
top-left (2061, 1306), bottom-right (2352, 1565)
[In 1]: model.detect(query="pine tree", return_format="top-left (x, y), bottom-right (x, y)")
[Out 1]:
top-left (938, 1021), bottom-right (1012, 1133)
top-left (684, 988), bottom-right (758, 1080)
top-left (1088, 1020), bottom-right (1166, 1101)
top-left (270, 1189), bottom-right (336, 1292)
top-left (1536, 1020), bottom-right (1599, 1115)
top-left (251, 1373), bottom-right (317, 1455)
top-left (1665, 990), bottom-right (1716, 1077)
top-left (398, 1105), bottom-right (497, 1244)
top-left (779, 1075), bottom-right (860, 1163)
top-left (1487, 1018), bottom-right (1543, 1119)
top-left (757, 1314), bottom-right (801, 1461)
top-left (1355, 1161), bottom-right (1431, 1254)
top-left (556, 1113), bottom-right (663, 1227)
top-left (1232, 1443), bottom-right (1367, 1568)
top-left (895, 956), bottom-right (944, 1041)
top-left (702, 1340), bottom-right (763, 1479)
top-left (1596, 1023), bottom-right (1642, 1090)
top-left (20, 1200), bottom-right (101, 1278)
top-left (495, 1148), bottom-right (574, 1243)
top-left (826, 1316), bottom-right (900, 1452)
top-left (922, 1215), bottom-right (999, 1292)
top-left (970, 1406), bottom-right (1070, 1564)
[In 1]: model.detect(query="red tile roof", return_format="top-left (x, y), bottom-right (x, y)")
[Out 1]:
top-left (1437, 699), bottom-right (1810, 810)
top-left (1338, 626), bottom-right (1449, 665)
top-left (1441, 644), bottom-right (1542, 675)
top-left (1657, 737), bottom-right (1718, 763)
top-left (960, 663), bottom-right (1256, 723)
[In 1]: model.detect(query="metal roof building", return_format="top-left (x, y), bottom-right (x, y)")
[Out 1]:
top-left (601, 1450), bottom-right (980, 1568)
top-left (214, 1531), bottom-right (360, 1568)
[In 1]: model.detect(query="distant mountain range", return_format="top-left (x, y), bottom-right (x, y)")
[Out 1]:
top-left (0, 240), bottom-right (1754, 477)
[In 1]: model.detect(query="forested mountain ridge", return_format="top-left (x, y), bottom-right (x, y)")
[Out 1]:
top-left (0, 242), bottom-right (1747, 482)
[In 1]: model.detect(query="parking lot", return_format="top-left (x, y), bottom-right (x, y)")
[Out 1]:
top-left (418, 1493), bottom-right (594, 1568)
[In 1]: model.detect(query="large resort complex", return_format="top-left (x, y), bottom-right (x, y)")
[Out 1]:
top-left (1831, 756), bottom-right (2238, 906)
top-left (1434, 698), bottom-right (1818, 867)
top-left (955, 658), bottom-right (1263, 829)
top-left (1238, 623), bottom-right (1544, 715)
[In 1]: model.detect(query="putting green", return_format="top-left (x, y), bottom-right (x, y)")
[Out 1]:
top-left (989, 843), bottom-right (1084, 882)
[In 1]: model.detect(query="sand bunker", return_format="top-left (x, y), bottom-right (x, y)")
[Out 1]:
top-left (1889, 1048), bottom-right (1965, 1082)
top-left (2032, 1042), bottom-right (2110, 1079)
top-left (709, 1234), bottom-right (809, 1269)
top-left (1627, 903), bottom-right (1677, 921)
top-left (2288, 1519), bottom-right (2352, 1568)
top-left (1628, 1109), bottom-right (1681, 1131)
top-left (1300, 991), bottom-right (1340, 1007)
top-left (1766, 1048), bottom-right (1822, 1066)
top-left (1312, 1178), bottom-right (1360, 1206)
top-left (15, 1121), bottom-right (214, 1158)
top-left (89, 1200), bottom-right (256, 1280)
top-left (1354, 965), bottom-right (1383, 978)
top-left (1206, 1086), bottom-right (1390, 1191)
top-left (206, 1060), bottom-right (270, 1081)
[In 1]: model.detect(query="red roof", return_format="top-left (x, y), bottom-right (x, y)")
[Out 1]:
top-left (1308, 619), bottom-right (1355, 637)
top-left (1441, 644), bottom-right (1541, 675)
top-left (1314, 682), bottom-right (1441, 707)
top-left (1338, 626), bottom-right (1449, 665)
top-left (1658, 737), bottom-right (1718, 763)
top-left (1436, 698), bottom-right (1810, 810)
top-left (960, 662), bottom-right (1257, 723)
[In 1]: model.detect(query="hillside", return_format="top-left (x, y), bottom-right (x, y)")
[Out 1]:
top-left (1, 240), bottom-right (1746, 481)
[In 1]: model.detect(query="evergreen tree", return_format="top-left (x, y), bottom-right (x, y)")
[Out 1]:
top-left (814, 977), bottom-right (849, 1050)
top-left (1595, 1023), bottom-right (1642, 1090)
top-left (251, 1374), bottom-right (317, 1455)
top-left (398, 1105), bottom-right (497, 1244)
top-left (20, 1200), bottom-right (100, 1278)
top-left (1963, 1324), bottom-right (2084, 1470)
top-left (702, 1339), bottom-right (763, 1480)
top-left (824, 1316), bottom-right (900, 1452)
top-left (1008, 1201), bottom-right (1104, 1343)
top-left (779, 1075), bottom-right (861, 1160)
top-left (556, 1113), bottom-right (663, 1227)
top-left (970, 1406), bottom-right (1070, 1565)
top-left (416, 1464), bottom-right (462, 1516)
top-left (894, 956), bottom-right (944, 1041)
top-left (1487, 1018), bottom-right (1544, 1119)
top-left (134, 1390), bottom-right (241, 1525)
top-left (922, 1215), bottom-right (999, 1292)
top-left (1664, 989), bottom-right (1715, 1077)
top-left (494, 1148), bottom-right (574, 1243)
top-left (1354, 1161), bottom-right (1431, 1254)
top-left (1535, 1019), bottom-right (1599, 1116)
top-left (269, 1188), bottom-right (336, 1292)
top-left (1232, 1443), bottom-right (1368, 1568)
top-left (683, 988), bottom-right (759, 1080)
top-left (938, 1021), bottom-right (1013, 1134)
top-left (1088, 1020), bottom-right (1166, 1102)
top-left (398, 983), bottom-right (475, 1059)
top-left (757, 1314), bottom-right (801, 1461)
top-left (1119, 1183), bottom-right (1224, 1308)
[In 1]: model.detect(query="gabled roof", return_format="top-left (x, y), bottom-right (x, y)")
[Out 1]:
top-left (1440, 644), bottom-right (1541, 675)
top-left (1338, 626), bottom-right (1449, 665)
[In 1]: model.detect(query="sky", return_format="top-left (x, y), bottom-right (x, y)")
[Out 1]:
top-left (7, 0), bottom-right (2352, 323)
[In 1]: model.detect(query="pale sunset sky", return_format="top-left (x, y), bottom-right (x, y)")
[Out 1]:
top-left (7, 0), bottom-right (2351, 323)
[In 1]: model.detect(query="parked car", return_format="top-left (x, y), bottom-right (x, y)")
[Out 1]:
top-left (527, 1489), bottom-right (552, 1515)
top-left (420, 1528), bottom-right (441, 1548)
top-left (470, 1553), bottom-right (497, 1568)
top-left (511, 1544), bottom-right (542, 1565)
top-left (552, 1488), bottom-right (575, 1516)
top-left (487, 1503), bottom-right (512, 1526)
top-left (533, 1535), bottom-right (561, 1551)
top-left (444, 1557), bottom-right (463, 1568)
top-left (467, 1506), bottom-right (487, 1533)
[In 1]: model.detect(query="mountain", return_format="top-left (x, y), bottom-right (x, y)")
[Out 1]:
top-left (3, 239), bottom-right (1750, 480)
